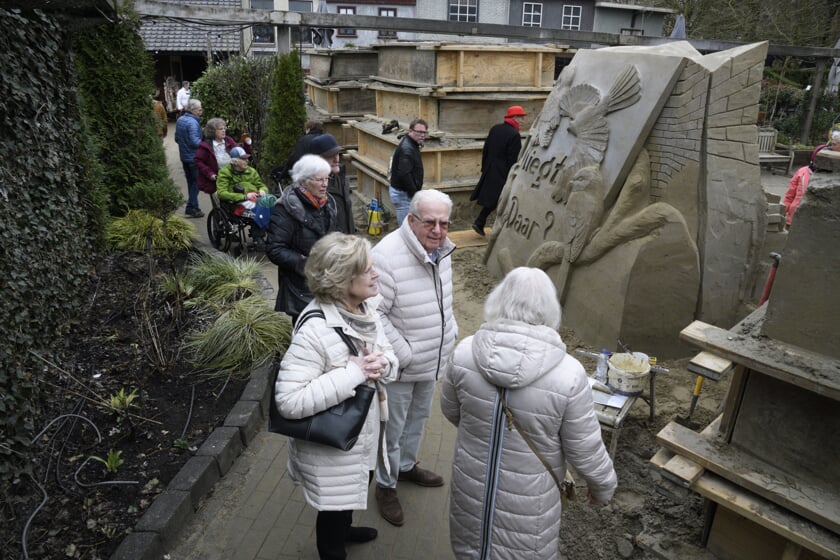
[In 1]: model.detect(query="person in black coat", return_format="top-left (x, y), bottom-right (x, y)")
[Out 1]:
top-left (470, 106), bottom-right (527, 236)
top-left (307, 133), bottom-right (356, 234)
top-left (265, 154), bottom-right (337, 324)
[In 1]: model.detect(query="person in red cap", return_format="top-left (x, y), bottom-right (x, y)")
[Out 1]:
top-left (470, 106), bottom-right (527, 236)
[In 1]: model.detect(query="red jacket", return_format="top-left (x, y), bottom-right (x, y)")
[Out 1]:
top-left (783, 165), bottom-right (811, 226)
top-left (195, 136), bottom-right (238, 194)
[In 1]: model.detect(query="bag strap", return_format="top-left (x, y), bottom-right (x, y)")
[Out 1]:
top-left (294, 309), bottom-right (359, 357)
top-left (497, 386), bottom-right (577, 505)
top-left (497, 387), bottom-right (563, 493)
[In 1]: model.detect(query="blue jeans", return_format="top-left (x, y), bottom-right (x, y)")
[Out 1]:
top-left (181, 161), bottom-right (200, 212)
top-left (389, 186), bottom-right (411, 227)
top-left (375, 379), bottom-right (436, 488)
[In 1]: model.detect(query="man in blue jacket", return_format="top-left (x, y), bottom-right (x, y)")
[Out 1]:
top-left (175, 98), bottom-right (204, 218)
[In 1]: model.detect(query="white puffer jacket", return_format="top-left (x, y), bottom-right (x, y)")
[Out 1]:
top-left (371, 218), bottom-right (458, 382)
top-left (440, 320), bottom-right (617, 559)
top-left (275, 301), bottom-right (398, 511)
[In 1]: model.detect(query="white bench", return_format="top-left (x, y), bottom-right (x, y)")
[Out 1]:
top-left (757, 128), bottom-right (794, 175)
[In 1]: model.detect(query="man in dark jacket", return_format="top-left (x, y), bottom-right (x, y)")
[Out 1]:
top-left (281, 120), bottom-right (324, 181)
top-left (307, 133), bottom-right (356, 234)
top-left (389, 118), bottom-right (427, 225)
top-left (470, 106), bottom-right (527, 236)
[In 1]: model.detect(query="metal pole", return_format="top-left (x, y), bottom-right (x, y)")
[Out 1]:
top-left (801, 59), bottom-right (827, 145)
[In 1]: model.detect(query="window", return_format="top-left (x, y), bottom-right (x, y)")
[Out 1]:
top-left (561, 5), bottom-right (582, 30)
top-left (290, 0), bottom-right (314, 45)
top-left (251, 0), bottom-right (275, 44)
top-left (378, 8), bottom-right (397, 38)
top-left (337, 6), bottom-right (356, 37)
top-left (448, 0), bottom-right (477, 23)
top-left (522, 3), bottom-right (542, 27)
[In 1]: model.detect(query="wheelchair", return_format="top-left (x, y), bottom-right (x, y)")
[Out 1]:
top-left (206, 193), bottom-right (265, 257)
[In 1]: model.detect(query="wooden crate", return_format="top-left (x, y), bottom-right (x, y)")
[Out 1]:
top-left (374, 42), bottom-right (560, 89)
top-left (306, 80), bottom-right (375, 116)
top-left (306, 48), bottom-right (378, 81)
top-left (371, 85), bottom-right (546, 136)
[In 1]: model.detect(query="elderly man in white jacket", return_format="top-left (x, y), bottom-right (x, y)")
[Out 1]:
top-left (441, 267), bottom-right (617, 559)
top-left (372, 189), bottom-right (458, 527)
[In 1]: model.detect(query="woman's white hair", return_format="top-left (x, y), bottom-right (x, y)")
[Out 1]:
top-left (484, 267), bottom-right (561, 330)
top-left (291, 154), bottom-right (331, 185)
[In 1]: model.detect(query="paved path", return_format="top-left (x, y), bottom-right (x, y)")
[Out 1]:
top-left (163, 127), bottom-right (457, 559)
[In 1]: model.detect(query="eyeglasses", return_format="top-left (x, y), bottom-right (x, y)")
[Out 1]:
top-left (309, 176), bottom-right (330, 184)
top-left (412, 215), bottom-right (449, 229)
top-left (410, 128), bottom-right (428, 136)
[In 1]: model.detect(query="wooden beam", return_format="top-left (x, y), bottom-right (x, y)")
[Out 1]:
top-left (679, 320), bottom-right (840, 401)
top-left (693, 472), bottom-right (840, 560)
top-left (688, 351), bottom-right (734, 381)
top-left (657, 421), bottom-right (840, 534)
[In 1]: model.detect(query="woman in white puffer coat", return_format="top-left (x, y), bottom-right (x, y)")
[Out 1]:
top-left (440, 267), bottom-right (617, 560)
top-left (275, 233), bottom-right (398, 560)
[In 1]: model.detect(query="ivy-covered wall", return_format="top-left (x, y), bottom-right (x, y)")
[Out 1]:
top-left (0, 6), bottom-right (175, 483)
top-left (0, 9), bottom-right (102, 482)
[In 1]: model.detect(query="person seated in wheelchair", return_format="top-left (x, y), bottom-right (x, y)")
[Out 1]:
top-left (216, 146), bottom-right (273, 249)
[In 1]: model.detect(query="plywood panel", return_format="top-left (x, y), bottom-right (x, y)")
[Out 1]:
top-left (335, 87), bottom-right (375, 114)
top-left (376, 46), bottom-right (436, 84)
top-left (730, 372), bottom-right (840, 487)
top-left (707, 505), bottom-right (791, 560)
top-left (376, 90), bottom-right (425, 129)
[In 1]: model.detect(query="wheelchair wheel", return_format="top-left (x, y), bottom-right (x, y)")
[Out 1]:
top-left (207, 208), bottom-right (231, 252)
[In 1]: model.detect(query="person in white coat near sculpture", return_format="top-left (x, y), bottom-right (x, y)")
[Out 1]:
top-left (441, 267), bottom-right (617, 559)
top-left (275, 233), bottom-right (398, 560)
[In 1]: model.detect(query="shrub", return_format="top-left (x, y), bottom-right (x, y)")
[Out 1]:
top-left (184, 296), bottom-right (292, 378)
top-left (106, 210), bottom-right (196, 252)
top-left (261, 50), bottom-right (307, 177)
top-left (181, 252), bottom-right (263, 307)
top-left (192, 57), bottom-right (275, 171)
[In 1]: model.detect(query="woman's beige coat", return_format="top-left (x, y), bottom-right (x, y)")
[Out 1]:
top-left (441, 319), bottom-right (617, 559)
top-left (275, 300), bottom-right (397, 511)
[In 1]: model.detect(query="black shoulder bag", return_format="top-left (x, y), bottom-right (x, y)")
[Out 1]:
top-left (269, 310), bottom-right (376, 451)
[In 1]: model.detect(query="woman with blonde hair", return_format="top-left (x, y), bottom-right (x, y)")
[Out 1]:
top-left (441, 267), bottom-right (617, 559)
top-left (275, 232), bottom-right (397, 560)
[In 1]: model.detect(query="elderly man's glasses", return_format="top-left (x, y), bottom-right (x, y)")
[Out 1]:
top-left (412, 215), bottom-right (449, 229)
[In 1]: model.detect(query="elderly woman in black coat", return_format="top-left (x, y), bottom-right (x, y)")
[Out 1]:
top-left (265, 154), bottom-right (338, 325)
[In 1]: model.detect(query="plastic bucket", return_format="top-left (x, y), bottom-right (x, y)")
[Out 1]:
top-left (607, 352), bottom-right (651, 396)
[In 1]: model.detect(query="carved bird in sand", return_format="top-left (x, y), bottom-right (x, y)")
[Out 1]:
top-left (540, 65), bottom-right (641, 168)
top-left (564, 166), bottom-right (605, 263)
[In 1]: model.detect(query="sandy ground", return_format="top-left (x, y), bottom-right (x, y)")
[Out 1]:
top-left (449, 245), bottom-right (728, 560)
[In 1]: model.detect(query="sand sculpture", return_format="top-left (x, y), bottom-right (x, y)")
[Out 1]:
top-left (486, 41), bottom-right (770, 357)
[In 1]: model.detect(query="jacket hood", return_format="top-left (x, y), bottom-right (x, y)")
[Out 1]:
top-left (471, 319), bottom-right (567, 389)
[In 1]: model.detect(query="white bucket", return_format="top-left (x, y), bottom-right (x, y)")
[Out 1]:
top-left (607, 352), bottom-right (651, 396)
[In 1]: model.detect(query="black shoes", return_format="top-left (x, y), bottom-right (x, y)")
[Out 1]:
top-left (471, 223), bottom-right (485, 237)
top-left (346, 526), bottom-right (378, 543)
top-left (185, 207), bottom-right (204, 218)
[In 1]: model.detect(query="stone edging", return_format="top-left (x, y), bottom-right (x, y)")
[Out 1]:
top-left (110, 266), bottom-right (276, 560)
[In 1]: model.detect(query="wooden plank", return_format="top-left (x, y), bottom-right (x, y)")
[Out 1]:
top-left (657, 421), bottom-right (840, 534)
top-left (688, 351), bottom-right (735, 381)
top-left (679, 320), bottom-right (840, 401)
top-left (662, 454), bottom-right (704, 488)
top-left (719, 365), bottom-right (747, 441)
top-left (448, 228), bottom-right (489, 248)
top-left (707, 503), bottom-right (791, 560)
top-left (694, 472), bottom-right (840, 560)
top-left (649, 447), bottom-right (674, 469)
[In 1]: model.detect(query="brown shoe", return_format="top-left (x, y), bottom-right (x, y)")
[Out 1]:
top-left (398, 464), bottom-right (444, 487)
top-left (375, 486), bottom-right (404, 526)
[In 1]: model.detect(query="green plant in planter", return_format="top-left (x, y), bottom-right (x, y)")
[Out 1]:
top-left (106, 209), bottom-right (196, 252)
top-left (184, 296), bottom-right (292, 378)
top-left (184, 252), bottom-right (263, 306)
top-left (90, 449), bottom-right (124, 474)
